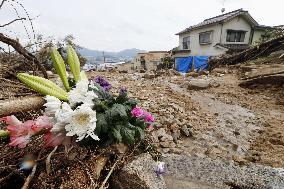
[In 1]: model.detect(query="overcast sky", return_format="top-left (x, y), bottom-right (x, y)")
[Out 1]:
top-left (0, 0), bottom-right (283, 52)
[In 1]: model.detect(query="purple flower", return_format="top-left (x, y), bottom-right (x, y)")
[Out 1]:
top-left (119, 87), bottom-right (127, 96)
top-left (154, 161), bottom-right (166, 176)
top-left (94, 76), bottom-right (111, 91)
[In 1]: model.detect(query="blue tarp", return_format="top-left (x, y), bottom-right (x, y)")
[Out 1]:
top-left (193, 56), bottom-right (209, 71)
top-left (176, 57), bottom-right (193, 73)
top-left (175, 56), bottom-right (209, 72)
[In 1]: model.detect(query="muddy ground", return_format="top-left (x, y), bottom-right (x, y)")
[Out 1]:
top-left (0, 64), bottom-right (283, 188)
top-left (90, 67), bottom-right (284, 168)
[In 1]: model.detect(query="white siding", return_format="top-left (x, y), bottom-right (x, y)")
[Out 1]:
top-left (252, 30), bottom-right (266, 45)
top-left (179, 24), bottom-right (225, 56)
top-left (221, 16), bottom-right (252, 44)
top-left (178, 16), bottom-right (253, 56)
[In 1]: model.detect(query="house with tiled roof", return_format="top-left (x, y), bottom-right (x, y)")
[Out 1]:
top-left (173, 9), bottom-right (273, 58)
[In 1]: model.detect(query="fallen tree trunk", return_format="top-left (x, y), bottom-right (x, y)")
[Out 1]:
top-left (209, 35), bottom-right (284, 70)
top-left (0, 96), bottom-right (44, 116)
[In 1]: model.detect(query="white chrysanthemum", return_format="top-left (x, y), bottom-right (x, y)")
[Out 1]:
top-left (68, 80), bottom-right (98, 107)
top-left (65, 104), bottom-right (99, 141)
top-left (51, 102), bottom-right (73, 133)
top-left (44, 95), bottom-right (62, 115)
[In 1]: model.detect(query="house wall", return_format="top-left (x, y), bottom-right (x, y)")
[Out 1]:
top-left (221, 16), bottom-right (252, 44)
top-left (251, 29), bottom-right (266, 45)
top-left (133, 52), bottom-right (169, 71)
top-left (178, 16), bottom-right (253, 57)
top-left (117, 63), bottom-right (134, 71)
top-left (179, 24), bottom-right (225, 56)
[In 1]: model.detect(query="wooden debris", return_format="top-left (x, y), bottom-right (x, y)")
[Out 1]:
top-left (0, 96), bottom-right (44, 116)
top-left (46, 146), bottom-right (58, 176)
top-left (240, 64), bottom-right (284, 80)
top-left (21, 164), bottom-right (37, 189)
top-left (0, 33), bottom-right (48, 78)
top-left (210, 35), bottom-right (284, 69)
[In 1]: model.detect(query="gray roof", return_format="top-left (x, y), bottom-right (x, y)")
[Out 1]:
top-left (176, 9), bottom-right (259, 35)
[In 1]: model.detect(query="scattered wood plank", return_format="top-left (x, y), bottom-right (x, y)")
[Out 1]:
top-left (240, 64), bottom-right (284, 80)
top-left (0, 96), bottom-right (44, 116)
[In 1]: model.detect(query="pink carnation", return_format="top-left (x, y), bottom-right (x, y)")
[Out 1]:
top-left (34, 116), bottom-right (53, 132)
top-left (44, 132), bottom-right (71, 147)
top-left (131, 106), bottom-right (144, 118)
top-left (143, 112), bottom-right (155, 123)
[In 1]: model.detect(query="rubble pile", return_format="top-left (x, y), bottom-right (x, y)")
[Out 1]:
top-left (89, 66), bottom-right (284, 168)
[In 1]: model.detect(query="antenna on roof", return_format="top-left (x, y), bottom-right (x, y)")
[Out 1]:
top-left (221, 0), bottom-right (226, 13)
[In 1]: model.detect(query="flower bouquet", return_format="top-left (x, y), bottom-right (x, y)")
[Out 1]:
top-left (0, 46), bottom-right (155, 149)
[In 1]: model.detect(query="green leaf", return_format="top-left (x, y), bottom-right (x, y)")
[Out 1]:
top-left (128, 123), bottom-right (145, 141)
top-left (105, 104), bottom-right (127, 122)
top-left (51, 48), bottom-right (70, 91)
top-left (67, 45), bottom-right (81, 82)
top-left (112, 127), bottom-right (122, 143)
top-left (95, 113), bottom-right (108, 135)
top-left (134, 126), bottom-right (145, 140)
top-left (132, 118), bottom-right (147, 130)
top-left (92, 84), bottom-right (114, 102)
top-left (124, 104), bottom-right (132, 113)
top-left (121, 127), bottom-right (135, 144)
top-left (125, 99), bottom-right (138, 107)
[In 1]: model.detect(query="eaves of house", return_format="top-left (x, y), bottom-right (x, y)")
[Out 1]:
top-left (176, 9), bottom-right (259, 35)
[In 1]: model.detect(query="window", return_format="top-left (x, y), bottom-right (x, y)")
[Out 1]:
top-left (182, 36), bottom-right (190, 49)
top-left (199, 31), bottom-right (212, 44)
top-left (226, 30), bottom-right (246, 42)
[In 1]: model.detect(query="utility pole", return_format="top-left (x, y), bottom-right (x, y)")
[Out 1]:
top-left (103, 51), bottom-right (106, 63)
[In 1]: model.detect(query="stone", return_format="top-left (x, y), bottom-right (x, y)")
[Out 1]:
top-left (162, 154), bottom-right (284, 189)
top-left (180, 125), bottom-right (193, 137)
top-left (143, 73), bottom-right (156, 79)
top-left (187, 79), bottom-right (210, 90)
top-left (111, 153), bottom-right (166, 189)
top-left (162, 148), bottom-right (170, 153)
top-left (169, 148), bottom-right (183, 154)
top-left (160, 141), bottom-right (171, 148)
top-left (171, 129), bottom-right (180, 144)
top-left (151, 128), bottom-right (173, 143)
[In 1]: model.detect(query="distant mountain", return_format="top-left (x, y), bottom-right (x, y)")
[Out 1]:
top-left (78, 47), bottom-right (146, 59)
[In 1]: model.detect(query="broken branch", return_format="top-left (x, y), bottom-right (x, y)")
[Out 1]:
top-left (46, 146), bottom-right (58, 175)
top-left (21, 163), bottom-right (37, 189)
top-left (99, 157), bottom-right (121, 189)
top-left (0, 33), bottom-right (48, 78)
top-left (0, 18), bottom-right (26, 27)
top-left (0, 0), bottom-right (6, 9)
